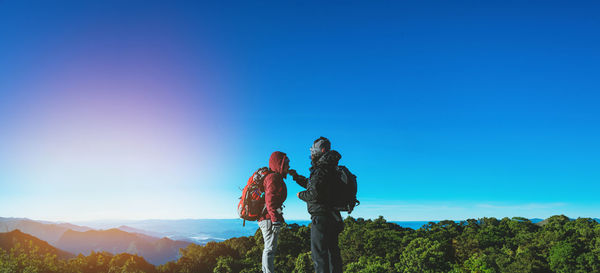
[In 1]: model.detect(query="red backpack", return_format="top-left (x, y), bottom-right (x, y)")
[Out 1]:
top-left (238, 167), bottom-right (271, 226)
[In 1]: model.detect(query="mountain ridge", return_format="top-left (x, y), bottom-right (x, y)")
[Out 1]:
top-left (0, 229), bottom-right (74, 259)
top-left (0, 217), bottom-right (92, 244)
top-left (56, 228), bottom-right (190, 265)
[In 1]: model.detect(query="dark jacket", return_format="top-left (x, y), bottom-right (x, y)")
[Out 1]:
top-left (297, 150), bottom-right (342, 216)
top-left (259, 151), bottom-right (288, 223)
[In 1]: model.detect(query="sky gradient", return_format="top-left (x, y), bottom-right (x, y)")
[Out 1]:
top-left (1, 0), bottom-right (599, 221)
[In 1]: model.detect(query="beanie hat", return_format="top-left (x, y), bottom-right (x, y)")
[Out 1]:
top-left (310, 136), bottom-right (331, 160)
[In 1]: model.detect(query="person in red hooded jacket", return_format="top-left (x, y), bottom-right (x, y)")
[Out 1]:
top-left (258, 151), bottom-right (289, 273)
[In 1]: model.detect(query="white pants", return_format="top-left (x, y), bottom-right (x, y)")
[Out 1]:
top-left (259, 219), bottom-right (281, 273)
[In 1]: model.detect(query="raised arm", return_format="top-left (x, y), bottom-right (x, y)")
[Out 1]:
top-left (289, 169), bottom-right (308, 189)
top-left (298, 168), bottom-right (327, 203)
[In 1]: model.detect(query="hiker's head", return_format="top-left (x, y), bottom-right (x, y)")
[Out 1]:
top-left (269, 151), bottom-right (289, 176)
top-left (310, 136), bottom-right (331, 162)
top-left (283, 157), bottom-right (290, 177)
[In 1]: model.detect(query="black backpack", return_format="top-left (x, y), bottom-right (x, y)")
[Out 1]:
top-left (332, 165), bottom-right (359, 213)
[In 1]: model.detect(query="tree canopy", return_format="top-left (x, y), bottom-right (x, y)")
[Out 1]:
top-left (2, 215), bottom-right (600, 272)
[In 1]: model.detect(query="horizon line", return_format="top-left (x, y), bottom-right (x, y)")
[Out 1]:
top-left (4, 215), bottom-right (598, 224)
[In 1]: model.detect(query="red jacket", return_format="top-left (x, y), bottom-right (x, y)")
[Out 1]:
top-left (259, 151), bottom-right (288, 223)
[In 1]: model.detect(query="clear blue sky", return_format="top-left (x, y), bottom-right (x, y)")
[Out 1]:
top-left (1, 0), bottom-right (599, 221)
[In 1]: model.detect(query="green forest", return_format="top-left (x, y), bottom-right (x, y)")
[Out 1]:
top-left (2, 215), bottom-right (600, 273)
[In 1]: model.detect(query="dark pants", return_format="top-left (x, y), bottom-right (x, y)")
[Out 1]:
top-left (311, 213), bottom-right (343, 273)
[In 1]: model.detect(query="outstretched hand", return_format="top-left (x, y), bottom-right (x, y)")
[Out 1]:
top-left (288, 169), bottom-right (298, 178)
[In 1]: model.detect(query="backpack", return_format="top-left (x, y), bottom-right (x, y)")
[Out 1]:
top-left (238, 167), bottom-right (271, 226)
top-left (332, 165), bottom-right (360, 213)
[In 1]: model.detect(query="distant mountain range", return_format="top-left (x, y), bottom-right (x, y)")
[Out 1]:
top-left (2, 216), bottom-right (598, 265)
top-left (0, 217), bottom-right (92, 244)
top-left (0, 229), bottom-right (73, 259)
top-left (55, 228), bottom-right (190, 265)
top-left (0, 217), bottom-right (191, 265)
top-left (71, 218), bottom-right (261, 243)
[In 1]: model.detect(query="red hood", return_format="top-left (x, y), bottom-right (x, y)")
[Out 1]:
top-left (269, 151), bottom-right (288, 174)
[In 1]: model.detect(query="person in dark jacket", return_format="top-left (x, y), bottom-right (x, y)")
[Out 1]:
top-left (258, 151), bottom-right (289, 273)
top-left (290, 137), bottom-right (344, 273)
